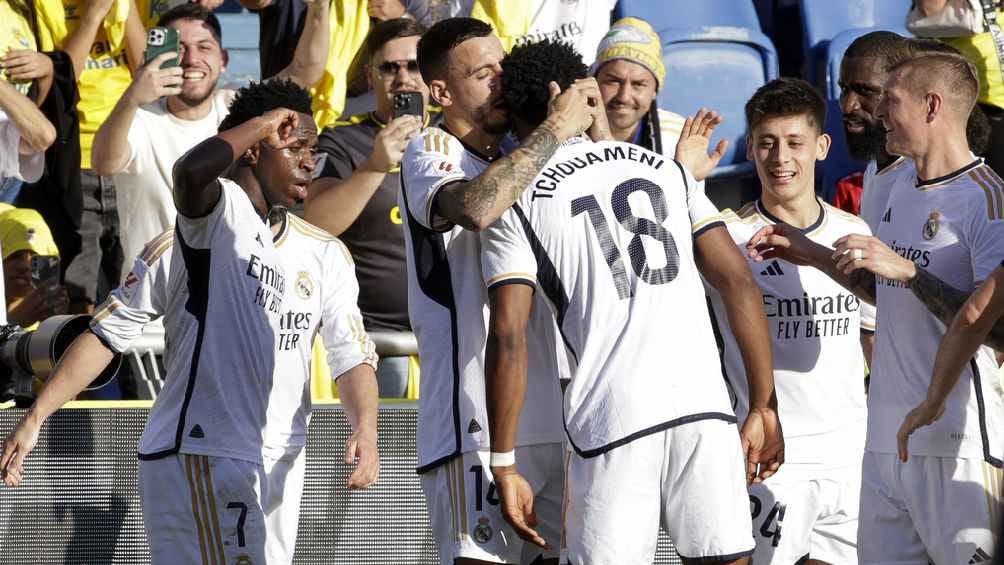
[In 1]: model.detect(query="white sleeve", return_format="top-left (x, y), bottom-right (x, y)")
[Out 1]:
top-left (175, 178), bottom-right (234, 249)
top-left (400, 128), bottom-right (468, 232)
top-left (320, 240), bottom-right (378, 378)
top-left (966, 200), bottom-right (1004, 283)
top-left (672, 160), bottom-right (722, 236)
top-left (90, 239), bottom-right (172, 352)
top-left (481, 206), bottom-right (539, 291)
top-left (120, 113), bottom-right (149, 175)
top-left (0, 117), bottom-right (42, 183)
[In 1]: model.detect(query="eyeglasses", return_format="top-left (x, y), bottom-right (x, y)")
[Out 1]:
top-left (376, 59), bottom-right (420, 78)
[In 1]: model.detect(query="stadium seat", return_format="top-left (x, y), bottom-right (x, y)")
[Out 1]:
top-left (218, 13), bottom-right (261, 87)
top-left (615, 0), bottom-right (762, 31)
top-left (658, 27), bottom-right (780, 178)
top-left (800, 0), bottom-right (911, 85)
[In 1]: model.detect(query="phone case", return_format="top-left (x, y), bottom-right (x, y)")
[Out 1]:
top-left (393, 92), bottom-right (424, 119)
top-left (145, 27), bottom-right (180, 69)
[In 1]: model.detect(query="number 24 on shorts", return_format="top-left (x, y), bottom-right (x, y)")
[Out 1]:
top-left (749, 494), bottom-right (786, 548)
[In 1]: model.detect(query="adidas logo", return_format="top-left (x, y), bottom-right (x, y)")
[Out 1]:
top-left (969, 547), bottom-right (991, 563)
top-left (467, 419), bottom-right (482, 434)
top-left (759, 260), bottom-right (785, 277)
top-left (882, 208), bottom-right (892, 223)
top-left (189, 424), bottom-right (205, 439)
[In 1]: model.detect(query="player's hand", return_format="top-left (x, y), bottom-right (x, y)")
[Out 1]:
top-left (740, 406), bottom-right (784, 485)
top-left (896, 399), bottom-right (946, 462)
top-left (344, 427), bottom-right (379, 489)
top-left (362, 114), bottom-right (421, 173)
top-left (546, 81), bottom-right (594, 141)
top-left (674, 108), bottom-right (728, 182)
top-left (1, 414), bottom-right (42, 487)
top-left (0, 50), bottom-right (54, 82)
top-left (747, 223), bottom-right (824, 267)
top-left (126, 52), bottom-right (183, 106)
top-left (260, 108), bottom-right (300, 151)
top-left (568, 77), bottom-right (613, 142)
top-left (831, 234), bottom-right (916, 282)
top-left (491, 466), bottom-right (548, 548)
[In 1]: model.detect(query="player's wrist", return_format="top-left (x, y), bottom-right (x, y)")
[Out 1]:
top-left (489, 449), bottom-right (515, 468)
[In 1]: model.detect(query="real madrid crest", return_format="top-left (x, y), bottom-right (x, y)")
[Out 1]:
top-left (922, 210), bottom-right (941, 241)
top-left (473, 516), bottom-right (493, 544)
top-left (295, 271), bottom-right (314, 299)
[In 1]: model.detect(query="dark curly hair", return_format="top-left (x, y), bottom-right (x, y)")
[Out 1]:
top-left (218, 79), bottom-right (313, 133)
top-left (501, 39), bottom-right (588, 128)
top-left (745, 78), bottom-right (826, 134)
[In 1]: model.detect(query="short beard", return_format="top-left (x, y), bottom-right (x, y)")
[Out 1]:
top-left (846, 122), bottom-right (887, 161)
top-left (175, 82), bottom-right (218, 109)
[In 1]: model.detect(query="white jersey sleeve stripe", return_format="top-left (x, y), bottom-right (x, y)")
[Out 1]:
top-left (486, 272), bottom-right (538, 289)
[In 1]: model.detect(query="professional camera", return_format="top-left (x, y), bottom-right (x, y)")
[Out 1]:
top-left (0, 315), bottom-right (122, 407)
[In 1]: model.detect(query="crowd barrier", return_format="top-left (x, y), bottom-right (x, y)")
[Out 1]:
top-left (0, 403), bottom-right (685, 564)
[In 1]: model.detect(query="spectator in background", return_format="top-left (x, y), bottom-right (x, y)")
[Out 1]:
top-left (91, 2), bottom-right (328, 283)
top-left (242, 0), bottom-right (367, 128)
top-left (304, 18), bottom-right (428, 398)
top-left (911, 0), bottom-right (1004, 176)
top-left (27, 0), bottom-right (147, 314)
top-left (592, 18), bottom-right (688, 158)
top-left (0, 207), bottom-right (68, 329)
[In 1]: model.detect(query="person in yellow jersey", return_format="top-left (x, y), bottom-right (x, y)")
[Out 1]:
top-left (32, 0), bottom-right (145, 314)
top-left (913, 0), bottom-right (1004, 176)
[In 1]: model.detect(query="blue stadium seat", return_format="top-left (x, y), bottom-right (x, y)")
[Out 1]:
top-left (658, 27), bottom-right (780, 178)
top-left (800, 0), bottom-right (911, 85)
top-left (218, 13), bottom-right (261, 87)
top-left (616, 0), bottom-right (762, 31)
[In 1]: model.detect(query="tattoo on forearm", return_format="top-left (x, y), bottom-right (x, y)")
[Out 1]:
top-left (448, 123), bottom-right (560, 228)
top-left (849, 269), bottom-right (877, 305)
top-left (907, 266), bottom-right (970, 326)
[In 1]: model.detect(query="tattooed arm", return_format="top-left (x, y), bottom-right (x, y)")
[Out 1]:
top-left (907, 266), bottom-right (1004, 350)
top-left (434, 123), bottom-right (561, 231)
top-left (433, 82), bottom-right (595, 232)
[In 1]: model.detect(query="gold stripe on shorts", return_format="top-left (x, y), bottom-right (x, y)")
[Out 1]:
top-left (445, 457), bottom-right (460, 542)
top-left (198, 456), bottom-right (226, 564)
top-left (560, 451), bottom-right (571, 552)
top-left (185, 455), bottom-right (213, 565)
top-left (457, 457), bottom-right (469, 540)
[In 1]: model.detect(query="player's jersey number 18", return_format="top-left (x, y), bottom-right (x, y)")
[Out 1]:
top-left (571, 178), bottom-right (681, 299)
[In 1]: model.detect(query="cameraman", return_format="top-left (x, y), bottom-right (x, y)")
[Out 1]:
top-left (304, 18), bottom-right (432, 398)
top-left (0, 207), bottom-right (68, 329)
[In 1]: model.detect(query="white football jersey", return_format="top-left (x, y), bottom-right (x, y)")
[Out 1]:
top-left (860, 157), bottom-right (912, 234)
top-left (870, 159), bottom-right (1004, 463)
top-left (91, 180), bottom-right (376, 463)
top-left (400, 126), bottom-right (565, 473)
top-left (480, 138), bottom-right (732, 457)
top-left (706, 200), bottom-right (875, 467)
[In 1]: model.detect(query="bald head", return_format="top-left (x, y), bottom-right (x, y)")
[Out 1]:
top-left (890, 53), bottom-right (979, 118)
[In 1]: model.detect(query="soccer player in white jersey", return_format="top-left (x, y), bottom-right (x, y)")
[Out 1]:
top-left (404, 18), bottom-right (602, 565)
top-left (481, 40), bottom-right (783, 565)
top-left (0, 80), bottom-right (380, 564)
top-left (749, 53), bottom-right (1004, 564)
top-left (708, 78), bottom-right (875, 564)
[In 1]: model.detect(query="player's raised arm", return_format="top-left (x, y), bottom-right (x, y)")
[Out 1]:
top-left (173, 106), bottom-right (301, 217)
top-left (432, 82), bottom-right (594, 231)
top-left (695, 224), bottom-right (784, 484)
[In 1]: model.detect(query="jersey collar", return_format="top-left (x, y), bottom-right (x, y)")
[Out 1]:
top-left (267, 206), bottom-right (289, 244)
top-left (915, 157), bottom-right (982, 189)
top-left (440, 123), bottom-right (498, 163)
top-left (755, 198), bottom-right (825, 234)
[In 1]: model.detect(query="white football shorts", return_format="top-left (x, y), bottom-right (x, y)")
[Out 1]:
top-left (748, 462), bottom-right (861, 564)
top-left (858, 451), bottom-right (1002, 565)
top-left (563, 418), bottom-right (754, 565)
top-left (421, 442), bottom-right (564, 564)
top-left (139, 447), bottom-right (306, 565)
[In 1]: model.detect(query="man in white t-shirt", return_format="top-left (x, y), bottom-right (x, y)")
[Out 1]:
top-left (710, 78), bottom-right (874, 564)
top-left (405, 18), bottom-right (600, 565)
top-left (91, 2), bottom-right (330, 282)
top-left (749, 53), bottom-right (1004, 564)
top-left (481, 39), bottom-right (782, 565)
top-left (1, 80), bottom-right (380, 564)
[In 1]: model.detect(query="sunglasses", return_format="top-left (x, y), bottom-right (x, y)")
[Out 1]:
top-left (376, 59), bottom-right (420, 78)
